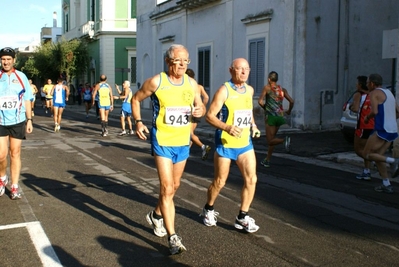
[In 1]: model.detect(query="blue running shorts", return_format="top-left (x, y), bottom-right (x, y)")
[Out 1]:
top-left (216, 143), bottom-right (253, 161)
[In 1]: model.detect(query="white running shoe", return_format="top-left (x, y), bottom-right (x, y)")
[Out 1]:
top-left (234, 215), bottom-right (259, 233)
top-left (0, 176), bottom-right (8, 196)
top-left (284, 136), bottom-right (291, 152)
top-left (201, 208), bottom-right (219, 226)
top-left (168, 234), bottom-right (186, 255)
top-left (119, 130), bottom-right (127, 136)
top-left (145, 211), bottom-right (167, 237)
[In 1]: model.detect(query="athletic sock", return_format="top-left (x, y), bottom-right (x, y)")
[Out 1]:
top-left (238, 210), bottom-right (248, 220)
top-left (0, 175), bottom-right (6, 182)
top-left (153, 211), bottom-right (163, 219)
top-left (204, 203), bottom-right (214, 211)
top-left (383, 179), bottom-right (391, 186)
top-left (386, 157), bottom-right (394, 163)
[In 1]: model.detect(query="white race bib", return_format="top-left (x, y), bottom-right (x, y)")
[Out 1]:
top-left (0, 95), bottom-right (20, 110)
top-left (233, 109), bottom-right (252, 128)
top-left (165, 106), bottom-right (191, 127)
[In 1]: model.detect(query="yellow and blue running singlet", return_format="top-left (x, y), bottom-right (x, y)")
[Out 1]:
top-left (151, 72), bottom-right (194, 146)
top-left (98, 83), bottom-right (111, 106)
top-left (215, 80), bottom-right (253, 148)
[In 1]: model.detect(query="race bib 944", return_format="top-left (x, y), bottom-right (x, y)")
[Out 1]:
top-left (233, 109), bottom-right (252, 128)
top-left (165, 106), bottom-right (191, 127)
top-left (0, 95), bottom-right (20, 110)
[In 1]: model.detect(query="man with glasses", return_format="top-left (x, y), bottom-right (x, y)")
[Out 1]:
top-left (132, 44), bottom-right (205, 255)
top-left (363, 73), bottom-right (399, 193)
top-left (0, 47), bottom-right (34, 200)
top-left (200, 58), bottom-right (261, 233)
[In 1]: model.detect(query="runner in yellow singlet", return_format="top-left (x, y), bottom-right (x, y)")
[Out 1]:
top-left (200, 58), bottom-right (261, 233)
top-left (42, 78), bottom-right (54, 115)
top-left (132, 44), bottom-right (205, 255)
top-left (91, 75), bottom-right (114, 136)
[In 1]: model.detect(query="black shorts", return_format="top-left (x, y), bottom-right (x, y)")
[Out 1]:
top-left (0, 121), bottom-right (26, 140)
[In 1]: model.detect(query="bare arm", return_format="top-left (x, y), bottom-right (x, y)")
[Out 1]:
top-left (199, 85), bottom-right (209, 106)
top-left (206, 84), bottom-right (241, 138)
top-left (258, 85), bottom-right (269, 109)
top-left (349, 92), bottom-right (361, 113)
top-left (50, 85), bottom-right (55, 96)
top-left (189, 77), bottom-right (205, 118)
top-left (91, 85), bottom-right (99, 105)
top-left (365, 90), bottom-right (380, 124)
top-left (132, 75), bottom-right (160, 140)
top-left (65, 85), bottom-right (70, 100)
top-left (283, 87), bottom-right (295, 115)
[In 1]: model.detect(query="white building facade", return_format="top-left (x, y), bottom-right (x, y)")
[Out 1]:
top-left (136, 0), bottom-right (399, 130)
top-left (62, 0), bottom-right (137, 88)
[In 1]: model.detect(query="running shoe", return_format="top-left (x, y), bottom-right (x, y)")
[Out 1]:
top-left (0, 176), bottom-right (8, 196)
top-left (374, 184), bottom-right (394, 194)
top-left (10, 185), bottom-right (21, 200)
top-left (105, 128), bottom-right (109, 135)
top-left (119, 130), bottom-right (127, 136)
top-left (356, 172), bottom-right (371, 180)
top-left (54, 124), bottom-right (59, 132)
top-left (57, 125), bottom-right (61, 131)
top-left (201, 208), bottom-right (219, 226)
top-left (201, 145), bottom-right (211, 160)
top-left (129, 130), bottom-right (134, 135)
top-left (260, 159), bottom-right (270, 168)
top-left (145, 210), bottom-right (167, 237)
top-left (389, 158), bottom-right (399, 178)
top-left (234, 215), bottom-right (259, 233)
top-left (168, 234), bottom-right (186, 255)
top-left (284, 136), bottom-right (291, 152)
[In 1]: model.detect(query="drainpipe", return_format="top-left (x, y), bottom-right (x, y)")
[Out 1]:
top-left (319, 91), bottom-right (324, 130)
top-left (335, 0), bottom-right (341, 94)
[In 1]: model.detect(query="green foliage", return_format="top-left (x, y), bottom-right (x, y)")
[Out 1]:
top-left (18, 39), bottom-right (89, 83)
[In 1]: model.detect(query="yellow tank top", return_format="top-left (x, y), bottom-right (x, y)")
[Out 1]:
top-left (219, 81), bottom-right (253, 148)
top-left (43, 84), bottom-right (53, 99)
top-left (152, 72), bottom-right (194, 146)
top-left (98, 83), bottom-right (111, 106)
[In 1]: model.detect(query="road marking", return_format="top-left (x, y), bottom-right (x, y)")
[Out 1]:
top-left (0, 186), bottom-right (63, 267)
top-left (0, 221), bottom-right (62, 266)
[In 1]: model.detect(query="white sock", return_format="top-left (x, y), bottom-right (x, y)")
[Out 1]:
top-left (0, 175), bottom-right (6, 181)
top-left (386, 157), bottom-right (394, 163)
top-left (201, 145), bottom-right (205, 150)
top-left (363, 168), bottom-right (370, 174)
top-left (11, 184), bottom-right (18, 188)
top-left (382, 179), bottom-right (391, 186)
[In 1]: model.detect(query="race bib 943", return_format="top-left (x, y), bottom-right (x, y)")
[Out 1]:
top-left (0, 95), bottom-right (20, 110)
top-left (233, 109), bottom-right (252, 128)
top-left (165, 106), bottom-right (191, 127)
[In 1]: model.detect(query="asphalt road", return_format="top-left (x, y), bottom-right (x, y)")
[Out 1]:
top-left (0, 105), bottom-right (398, 267)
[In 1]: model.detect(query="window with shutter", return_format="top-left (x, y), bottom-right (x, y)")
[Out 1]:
top-left (198, 46), bottom-right (211, 92)
top-left (248, 38), bottom-right (265, 95)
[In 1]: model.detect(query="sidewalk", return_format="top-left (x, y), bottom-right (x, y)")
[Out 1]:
top-left (65, 103), bottom-right (364, 168)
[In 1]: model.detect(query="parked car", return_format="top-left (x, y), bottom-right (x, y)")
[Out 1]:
top-left (340, 85), bottom-right (393, 143)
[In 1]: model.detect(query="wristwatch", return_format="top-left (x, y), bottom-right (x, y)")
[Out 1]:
top-left (135, 119), bottom-right (143, 124)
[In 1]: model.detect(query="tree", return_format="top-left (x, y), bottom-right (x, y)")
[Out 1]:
top-left (18, 39), bottom-right (90, 84)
